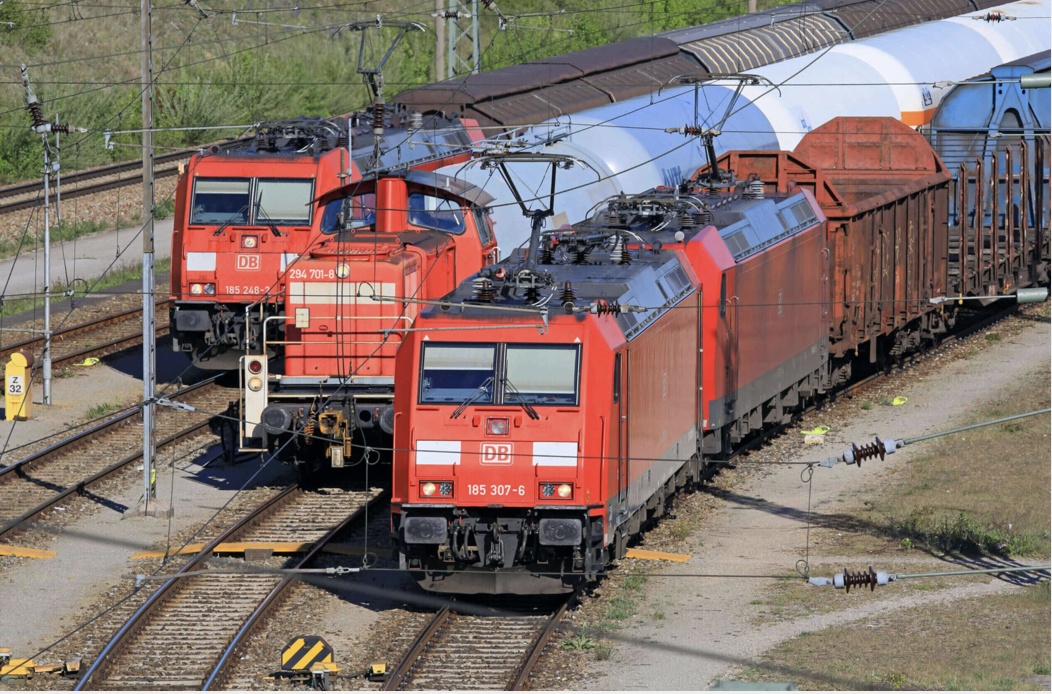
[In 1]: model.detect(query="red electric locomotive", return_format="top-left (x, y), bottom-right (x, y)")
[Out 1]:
top-left (238, 169), bottom-right (499, 471)
top-left (391, 116), bottom-right (1046, 595)
top-left (390, 161), bottom-right (831, 594)
top-left (169, 113), bottom-right (484, 370)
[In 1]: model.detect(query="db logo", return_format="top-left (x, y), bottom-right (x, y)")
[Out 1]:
top-left (236, 254), bottom-right (260, 271)
top-left (481, 443), bottom-right (513, 465)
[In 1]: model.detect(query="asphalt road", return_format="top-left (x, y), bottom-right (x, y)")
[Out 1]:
top-left (0, 218), bottom-right (174, 301)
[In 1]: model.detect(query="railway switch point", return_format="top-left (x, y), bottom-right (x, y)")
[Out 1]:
top-left (5, 352), bottom-right (33, 421)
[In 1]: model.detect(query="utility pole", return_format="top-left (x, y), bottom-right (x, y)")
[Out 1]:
top-left (434, 0), bottom-right (446, 81)
top-left (20, 66), bottom-right (59, 406)
top-left (446, 0), bottom-right (480, 78)
top-left (140, 0), bottom-right (159, 513)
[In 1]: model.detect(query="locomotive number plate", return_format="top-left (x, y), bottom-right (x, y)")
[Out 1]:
top-left (288, 267), bottom-right (338, 280)
top-left (466, 484), bottom-right (526, 497)
top-left (224, 285), bottom-right (264, 295)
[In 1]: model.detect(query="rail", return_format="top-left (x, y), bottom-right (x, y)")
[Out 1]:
top-left (0, 376), bottom-right (222, 540)
top-left (75, 486), bottom-right (385, 690)
top-left (382, 597), bottom-right (572, 691)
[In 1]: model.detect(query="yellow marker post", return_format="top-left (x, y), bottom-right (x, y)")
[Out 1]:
top-left (5, 352), bottom-right (33, 421)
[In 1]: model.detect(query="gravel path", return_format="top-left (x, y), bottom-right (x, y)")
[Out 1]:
top-left (583, 318), bottom-right (1050, 690)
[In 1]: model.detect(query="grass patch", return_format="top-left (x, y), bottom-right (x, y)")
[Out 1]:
top-left (860, 400), bottom-right (873, 410)
top-left (562, 633), bottom-right (600, 651)
top-left (154, 198), bottom-right (175, 220)
top-left (0, 257), bottom-right (171, 319)
top-left (853, 365), bottom-right (1051, 558)
top-left (666, 516), bottom-right (693, 542)
top-left (886, 508), bottom-right (1043, 556)
top-left (604, 595), bottom-right (637, 621)
top-left (744, 585), bottom-right (1051, 690)
top-left (85, 400), bottom-right (127, 420)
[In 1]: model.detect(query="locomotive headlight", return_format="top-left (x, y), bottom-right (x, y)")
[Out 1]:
top-left (420, 481), bottom-right (453, 498)
top-left (190, 283), bottom-right (204, 295)
top-left (486, 417), bottom-right (509, 436)
top-left (204, 283), bottom-right (216, 295)
top-left (247, 376), bottom-right (263, 392)
top-left (241, 235), bottom-right (258, 249)
top-left (540, 483), bottom-right (573, 500)
top-left (335, 263), bottom-right (350, 279)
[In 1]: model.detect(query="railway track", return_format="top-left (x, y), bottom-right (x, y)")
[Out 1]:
top-left (382, 598), bottom-right (571, 691)
top-left (0, 151), bottom-right (195, 216)
top-left (0, 377), bottom-right (231, 542)
top-left (0, 300), bottom-right (171, 370)
top-left (75, 485), bottom-right (384, 691)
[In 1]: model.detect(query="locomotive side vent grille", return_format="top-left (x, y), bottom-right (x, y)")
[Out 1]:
top-left (724, 230), bottom-right (750, 257)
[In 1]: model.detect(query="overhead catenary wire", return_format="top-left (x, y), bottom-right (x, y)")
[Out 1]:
top-left (808, 564), bottom-right (1051, 591)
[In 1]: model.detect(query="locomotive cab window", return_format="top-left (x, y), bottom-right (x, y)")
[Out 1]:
top-left (321, 193), bottom-right (377, 233)
top-left (473, 207), bottom-right (495, 246)
top-left (408, 193), bottom-right (465, 234)
top-left (505, 345), bottom-right (579, 405)
top-left (420, 344), bottom-right (495, 403)
top-left (418, 343), bottom-right (580, 406)
top-left (254, 179), bottom-right (313, 225)
top-left (191, 178), bottom-right (250, 224)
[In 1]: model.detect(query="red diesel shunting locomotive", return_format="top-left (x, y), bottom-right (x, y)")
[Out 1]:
top-left (239, 170), bottom-right (499, 472)
top-left (391, 117), bottom-right (1046, 595)
top-left (169, 114), bottom-right (483, 370)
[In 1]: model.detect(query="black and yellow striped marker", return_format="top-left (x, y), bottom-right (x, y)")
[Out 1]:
top-left (281, 635), bottom-right (334, 672)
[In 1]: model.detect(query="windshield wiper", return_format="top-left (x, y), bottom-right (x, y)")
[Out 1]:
top-left (450, 376), bottom-right (494, 419)
top-left (502, 377), bottom-right (540, 420)
top-left (255, 194), bottom-right (285, 237)
top-left (211, 207), bottom-right (249, 236)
